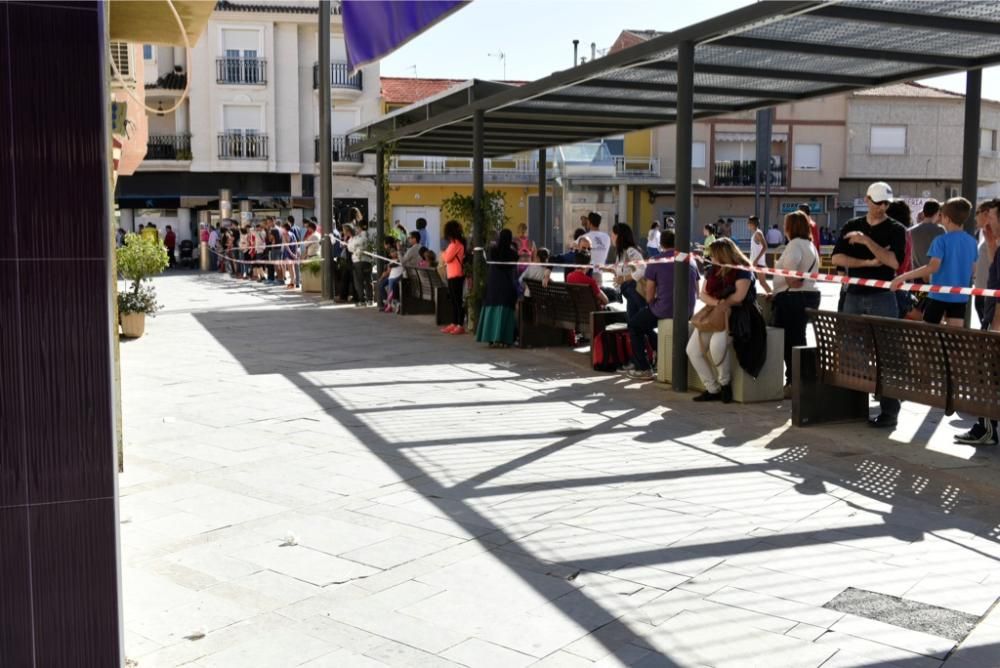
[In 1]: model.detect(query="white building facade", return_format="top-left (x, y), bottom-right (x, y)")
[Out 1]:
top-left (116, 0), bottom-right (381, 242)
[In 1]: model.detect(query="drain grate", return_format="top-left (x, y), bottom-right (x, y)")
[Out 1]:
top-left (823, 587), bottom-right (980, 642)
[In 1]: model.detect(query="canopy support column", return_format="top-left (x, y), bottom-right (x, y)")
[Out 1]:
top-left (672, 40), bottom-right (695, 393)
top-left (632, 186), bottom-right (641, 242)
top-left (537, 148), bottom-right (547, 249)
top-left (375, 143), bottom-right (386, 308)
top-left (318, 0), bottom-right (333, 299)
top-left (962, 68), bottom-right (982, 233)
top-left (471, 110), bottom-right (485, 328)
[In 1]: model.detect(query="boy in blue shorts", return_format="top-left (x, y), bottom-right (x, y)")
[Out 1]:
top-left (891, 197), bottom-right (977, 326)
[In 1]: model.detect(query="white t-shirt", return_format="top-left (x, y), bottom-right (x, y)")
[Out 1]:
top-left (647, 228), bottom-right (660, 249)
top-left (766, 227), bottom-right (784, 246)
top-left (389, 263), bottom-right (404, 279)
top-left (583, 230), bottom-right (611, 266)
top-left (614, 246), bottom-right (645, 283)
top-left (773, 237), bottom-right (819, 294)
top-left (519, 264), bottom-right (548, 298)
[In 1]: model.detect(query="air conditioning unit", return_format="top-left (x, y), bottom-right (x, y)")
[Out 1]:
top-left (946, 186), bottom-right (960, 199)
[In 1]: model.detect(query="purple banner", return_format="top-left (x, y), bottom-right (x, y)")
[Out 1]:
top-left (342, 0), bottom-right (468, 72)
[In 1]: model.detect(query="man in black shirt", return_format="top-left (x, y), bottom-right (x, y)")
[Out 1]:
top-left (832, 181), bottom-right (908, 429)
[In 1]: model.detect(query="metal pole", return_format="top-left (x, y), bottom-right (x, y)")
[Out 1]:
top-left (472, 110), bottom-right (485, 327)
top-left (632, 186), bottom-right (641, 242)
top-left (962, 68), bottom-right (982, 233)
top-left (319, 0), bottom-right (334, 300)
top-left (376, 144), bottom-right (386, 308)
top-left (537, 148), bottom-right (547, 249)
top-left (672, 40), bottom-right (694, 393)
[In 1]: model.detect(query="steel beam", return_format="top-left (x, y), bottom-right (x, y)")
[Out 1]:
top-left (318, 0), bottom-right (333, 300)
top-left (375, 143), bottom-right (386, 307)
top-left (672, 40), bottom-right (694, 393)
top-left (810, 4), bottom-right (1000, 36)
top-left (962, 68), bottom-right (982, 234)
top-left (537, 148), bottom-right (547, 249)
top-left (714, 36), bottom-right (974, 69)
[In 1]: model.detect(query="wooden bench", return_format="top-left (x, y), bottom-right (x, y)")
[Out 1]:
top-left (399, 267), bottom-right (452, 324)
top-left (793, 310), bottom-right (1000, 426)
top-left (519, 279), bottom-right (625, 347)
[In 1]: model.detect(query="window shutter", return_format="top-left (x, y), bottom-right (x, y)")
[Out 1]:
top-left (110, 41), bottom-right (132, 79)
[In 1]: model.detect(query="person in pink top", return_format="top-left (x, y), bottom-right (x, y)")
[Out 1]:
top-left (440, 220), bottom-right (467, 334)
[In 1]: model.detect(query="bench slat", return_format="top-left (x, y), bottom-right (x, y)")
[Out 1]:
top-left (810, 311), bottom-right (877, 394)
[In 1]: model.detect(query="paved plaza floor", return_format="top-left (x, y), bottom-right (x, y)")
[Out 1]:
top-left (121, 271), bottom-right (1000, 667)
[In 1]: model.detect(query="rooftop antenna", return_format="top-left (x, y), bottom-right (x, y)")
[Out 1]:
top-left (488, 49), bottom-right (506, 80)
top-left (407, 64), bottom-right (418, 78)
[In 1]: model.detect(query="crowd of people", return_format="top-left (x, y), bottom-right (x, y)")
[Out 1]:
top-left (135, 182), bottom-right (997, 442)
top-left (468, 181), bottom-right (998, 446)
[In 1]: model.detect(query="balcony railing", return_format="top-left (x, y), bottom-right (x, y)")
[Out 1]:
top-left (217, 132), bottom-right (268, 160)
top-left (614, 156), bottom-right (660, 177)
top-left (146, 134), bottom-right (192, 160)
top-left (314, 134), bottom-right (364, 163)
top-left (390, 156), bottom-right (552, 174)
top-left (713, 160), bottom-right (786, 187)
top-left (216, 57), bottom-right (267, 85)
top-left (312, 62), bottom-right (363, 90)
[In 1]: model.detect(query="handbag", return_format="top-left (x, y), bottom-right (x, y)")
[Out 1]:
top-left (691, 302), bottom-right (731, 333)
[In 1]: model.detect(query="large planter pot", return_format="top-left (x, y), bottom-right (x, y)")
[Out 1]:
top-left (120, 312), bottom-right (146, 338)
top-left (301, 269), bottom-right (322, 293)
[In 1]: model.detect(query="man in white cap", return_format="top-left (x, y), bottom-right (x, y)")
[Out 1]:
top-left (831, 181), bottom-right (908, 429)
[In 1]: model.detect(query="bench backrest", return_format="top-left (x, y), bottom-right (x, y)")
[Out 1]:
top-left (409, 267), bottom-right (444, 300)
top-left (808, 309), bottom-right (1000, 417)
top-left (523, 279), bottom-right (600, 331)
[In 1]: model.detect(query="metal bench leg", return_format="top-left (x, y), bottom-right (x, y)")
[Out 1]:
top-left (792, 347), bottom-right (870, 427)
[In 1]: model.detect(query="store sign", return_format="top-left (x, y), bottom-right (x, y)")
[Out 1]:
top-left (853, 196), bottom-right (929, 213)
top-left (780, 201), bottom-right (823, 214)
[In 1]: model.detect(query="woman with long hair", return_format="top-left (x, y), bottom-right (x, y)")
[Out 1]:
top-left (477, 228), bottom-right (519, 347)
top-left (611, 223), bottom-right (647, 320)
top-left (770, 211), bottom-right (820, 396)
top-left (686, 237), bottom-right (756, 403)
top-left (441, 220), bottom-right (467, 334)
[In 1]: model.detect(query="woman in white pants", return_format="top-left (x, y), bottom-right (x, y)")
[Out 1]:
top-left (686, 238), bottom-right (754, 403)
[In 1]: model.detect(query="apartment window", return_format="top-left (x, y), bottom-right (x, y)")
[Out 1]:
top-left (692, 141), bottom-right (706, 169)
top-left (142, 44), bottom-right (153, 60)
top-left (981, 129), bottom-right (998, 156)
top-left (220, 105), bottom-right (267, 159)
top-left (602, 137), bottom-right (625, 157)
top-left (218, 28), bottom-right (266, 84)
top-left (110, 41), bottom-right (133, 79)
top-left (793, 143), bottom-right (821, 171)
top-left (870, 126), bottom-right (906, 155)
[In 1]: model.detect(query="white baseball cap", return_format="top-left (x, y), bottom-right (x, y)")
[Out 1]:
top-left (866, 182), bottom-right (893, 204)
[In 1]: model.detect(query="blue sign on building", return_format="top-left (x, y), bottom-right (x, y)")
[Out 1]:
top-left (780, 201), bottom-right (823, 214)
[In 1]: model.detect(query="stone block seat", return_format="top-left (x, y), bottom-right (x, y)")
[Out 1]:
top-left (656, 319), bottom-right (785, 403)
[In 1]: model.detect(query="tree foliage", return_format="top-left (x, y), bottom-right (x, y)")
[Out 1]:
top-left (116, 233), bottom-right (168, 314)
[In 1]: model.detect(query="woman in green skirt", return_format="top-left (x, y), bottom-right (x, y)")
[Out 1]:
top-left (477, 228), bottom-right (519, 347)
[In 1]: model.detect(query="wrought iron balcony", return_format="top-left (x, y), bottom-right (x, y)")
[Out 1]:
top-left (146, 134), bottom-right (191, 160)
top-left (217, 132), bottom-right (268, 160)
top-left (216, 57), bottom-right (267, 85)
top-left (312, 62), bottom-right (363, 90)
top-left (713, 160), bottom-right (786, 187)
top-left (314, 134), bottom-right (364, 163)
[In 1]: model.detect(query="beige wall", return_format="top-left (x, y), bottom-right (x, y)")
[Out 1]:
top-left (847, 96), bottom-right (1000, 183)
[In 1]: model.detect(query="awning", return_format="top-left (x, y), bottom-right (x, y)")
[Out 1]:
top-left (110, 0), bottom-right (214, 46)
top-left (349, 1), bottom-right (1000, 158)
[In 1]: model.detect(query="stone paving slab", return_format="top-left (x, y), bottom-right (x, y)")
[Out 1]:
top-left (121, 272), bottom-right (1000, 667)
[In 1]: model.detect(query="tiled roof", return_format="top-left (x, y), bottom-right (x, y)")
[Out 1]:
top-left (853, 81), bottom-right (963, 99)
top-left (609, 30), bottom-right (666, 54)
top-left (381, 77), bottom-right (465, 105)
top-left (381, 77), bottom-right (526, 106)
top-left (148, 71), bottom-right (187, 90)
top-left (214, 1), bottom-right (331, 15)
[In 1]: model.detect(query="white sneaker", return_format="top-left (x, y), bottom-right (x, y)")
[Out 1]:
top-left (627, 368), bottom-right (654, 380)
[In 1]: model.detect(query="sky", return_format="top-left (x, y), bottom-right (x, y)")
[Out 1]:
top-left (381, 0), bottom-right (1000, 100)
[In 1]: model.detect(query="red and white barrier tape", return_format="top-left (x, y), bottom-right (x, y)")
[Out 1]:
top-left (473, 247), bottom-right (999, 299)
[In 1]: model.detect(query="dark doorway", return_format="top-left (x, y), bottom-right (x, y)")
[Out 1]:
top-left (334, 198), bottom-right (369, 226)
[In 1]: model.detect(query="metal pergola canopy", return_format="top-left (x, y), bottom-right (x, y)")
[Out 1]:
top-left (350, 0), bottom-right (1000, 158)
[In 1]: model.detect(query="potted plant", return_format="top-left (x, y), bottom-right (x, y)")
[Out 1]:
top-left (301, 256), bottom-right (323, 292)
top-left (117, 232), bottom-right (168, 338)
